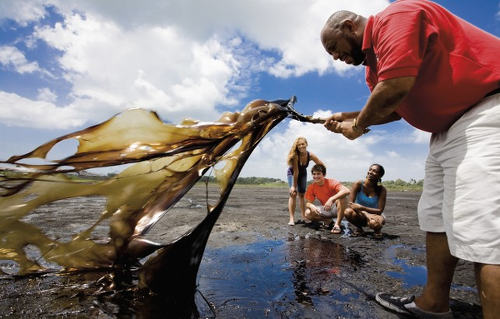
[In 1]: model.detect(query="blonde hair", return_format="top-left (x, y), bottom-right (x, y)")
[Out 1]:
top-left (287, 137), bottom-right (308, 166)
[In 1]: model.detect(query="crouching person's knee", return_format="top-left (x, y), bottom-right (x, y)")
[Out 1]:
top-left (305, 208), bottom-right (313, 220)
top-left (344, 208), bottom-right (354, 219)
top-left (368, 219), bottom-right (381, 229)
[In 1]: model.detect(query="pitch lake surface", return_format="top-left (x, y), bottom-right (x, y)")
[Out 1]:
top-left (0, 187), bottom-right (482, 318)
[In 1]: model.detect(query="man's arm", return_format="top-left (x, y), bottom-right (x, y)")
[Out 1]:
top-left (324, 76), bottom-right (415, 139)
top-left (324, 185), bottom-right (350, 210)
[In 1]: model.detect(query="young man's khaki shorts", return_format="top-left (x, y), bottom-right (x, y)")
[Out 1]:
top-left (418, 93), bottom-right (500, 264)
top-left (318, 205), bottom-right (338, 218)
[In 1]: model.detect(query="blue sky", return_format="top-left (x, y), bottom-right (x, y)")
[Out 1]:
top-left (0, 0), bottom-right (499, 181)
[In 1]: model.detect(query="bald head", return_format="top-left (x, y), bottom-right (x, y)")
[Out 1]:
top-left (324, 10), bottom-right (358, 30)
top-left (320, 10), bottom-right (367, 66)
top-left (321, 10), bottom-right (364, 42)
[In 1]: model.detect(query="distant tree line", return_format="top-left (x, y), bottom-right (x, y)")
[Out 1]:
top-left (0, 169), bottom-right (423, 190)
top-left (321, 178), bottom-right (424, 191)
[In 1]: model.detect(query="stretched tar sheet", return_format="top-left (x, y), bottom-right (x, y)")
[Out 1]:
top-left (0, 96), bottom-right (322, 310)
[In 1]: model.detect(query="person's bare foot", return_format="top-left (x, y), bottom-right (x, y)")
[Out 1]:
top-left (288, 220), bottom-right (295, 226)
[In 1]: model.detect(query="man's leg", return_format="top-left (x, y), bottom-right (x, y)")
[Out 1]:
top-left (304, 207), bottom-right (317, 222)
top-left (334, 197), bottom-right (347, 228)
top-left (414, 232), bottom-right (458, 312)
top-left (475, 263), bottom-right (500, 319)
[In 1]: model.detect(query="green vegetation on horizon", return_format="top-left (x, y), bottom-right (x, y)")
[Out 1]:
top-left (1, 170), bottom-right (423, 192)
top-left (198, 176), bottom-right (423, 192)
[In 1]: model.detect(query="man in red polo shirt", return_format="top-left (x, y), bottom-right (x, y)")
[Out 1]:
top-left (304, 163), bottom-right (350, 234)
top-left (320, 0), bottom-right (500, 318)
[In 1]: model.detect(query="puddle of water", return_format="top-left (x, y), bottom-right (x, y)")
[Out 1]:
top-left (382, 244), bottom-right (476, 293)
top-left (197, 238), bottom-right (374, 318)
top-left (384, 244), bottom-right (427, 288)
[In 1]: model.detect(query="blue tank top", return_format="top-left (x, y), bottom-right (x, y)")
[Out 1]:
top-left (355, 185), bottom-right (379, 208)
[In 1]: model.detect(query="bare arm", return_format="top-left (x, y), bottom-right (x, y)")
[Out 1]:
top-left (309, 152), bottom-right (324, 166)
top-left (324, 185), bottom-right (350, 210)
top-left (324, 76), bottom-right (415, 139)
top-left (349, 180), bottom-right (362, 203)
top-left (305, 199), bottom-right (317, 211)
top-left (335, 185), bottom-right (351, 202)
top-left (357, 77), bottom-right (414, 128)
top-left (290, 156), bottom-right (299, 195)
top-left (292, 156), bottom-right (298, 188)
top-left (324, 109), bottom-right (400, 126)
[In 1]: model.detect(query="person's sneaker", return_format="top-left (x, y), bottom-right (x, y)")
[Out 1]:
top-left (375, 293), bottom-right (453, 318)
top-left (375, 293), bottom-right (414, 314)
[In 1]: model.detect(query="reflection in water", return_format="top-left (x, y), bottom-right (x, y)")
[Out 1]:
top-left (0, 97), bottom-right (324, 311)
top-left (0, 238), bottom-right (480, 318)
top-left (289, 238), bottom-right (346, 305)
top-left (0, 239), bottom-right (364, 318)
top-left (198, 239), bottom-right (366, 318)
top-left (384, 244), bottom-right (427, 288)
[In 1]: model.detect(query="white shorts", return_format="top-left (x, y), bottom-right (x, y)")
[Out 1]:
top-left (417, 93), bottom-right (500, 264)
top-left (318, 205), bottom-right (338, 219)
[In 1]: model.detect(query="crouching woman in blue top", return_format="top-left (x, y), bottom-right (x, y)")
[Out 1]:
top-left (344, 164), bottom-right (387, 239)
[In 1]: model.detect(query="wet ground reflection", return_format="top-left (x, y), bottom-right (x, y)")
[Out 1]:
top-left (0, 237), bottom-right (480, 318)
top-left (383, 244), bottom-right (478, 295)
top-left (384, 244), bottom-right (427, 288)
top-left (197, 238), bottom-right (377, 318)
top-left (0, 238), bottom-right (372, 318)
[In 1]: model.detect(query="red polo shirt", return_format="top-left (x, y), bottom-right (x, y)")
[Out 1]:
top-left (363, 0), bottom-right (500, 133)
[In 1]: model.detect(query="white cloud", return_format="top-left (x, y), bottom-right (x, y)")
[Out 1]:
top-left (0, 91), bottom-right (85, 129)
top-left (0, 0), bottom-right (391, 129)
top-left (37, 88), bottom-right (57, 103)
top-left (0, 0), bottom-right (47, 26)
top-left (29, 12), bottom-right (245, 125)
top-left (2, 0), bottom-right (432, 182)
top-left (0, 45), bottom-right (43, 74)
top-left (386, 151), bottom-right (399, 158)
top-left (16, 0), bottom-right (390, 76)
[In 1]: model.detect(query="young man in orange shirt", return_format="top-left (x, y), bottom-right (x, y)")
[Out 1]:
top-left (304, 164), bottom-right (350, 234)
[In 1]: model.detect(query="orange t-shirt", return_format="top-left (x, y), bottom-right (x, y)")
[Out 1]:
top-left (305, 178), bottom-right (342, 205)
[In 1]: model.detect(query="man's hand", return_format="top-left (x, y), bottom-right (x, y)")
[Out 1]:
top-left (308, 204), bottom-right (319, 215)
top-left (324, 198), bottom-right (334, 211)
top-left (324, 119), bottom-right (367, 140)
top-left (323, 112), bottom-right (345, 123)
top-left (324, 118), bottom-right (342, 133)
top-left (289, 186), bottom-right (297, 197)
